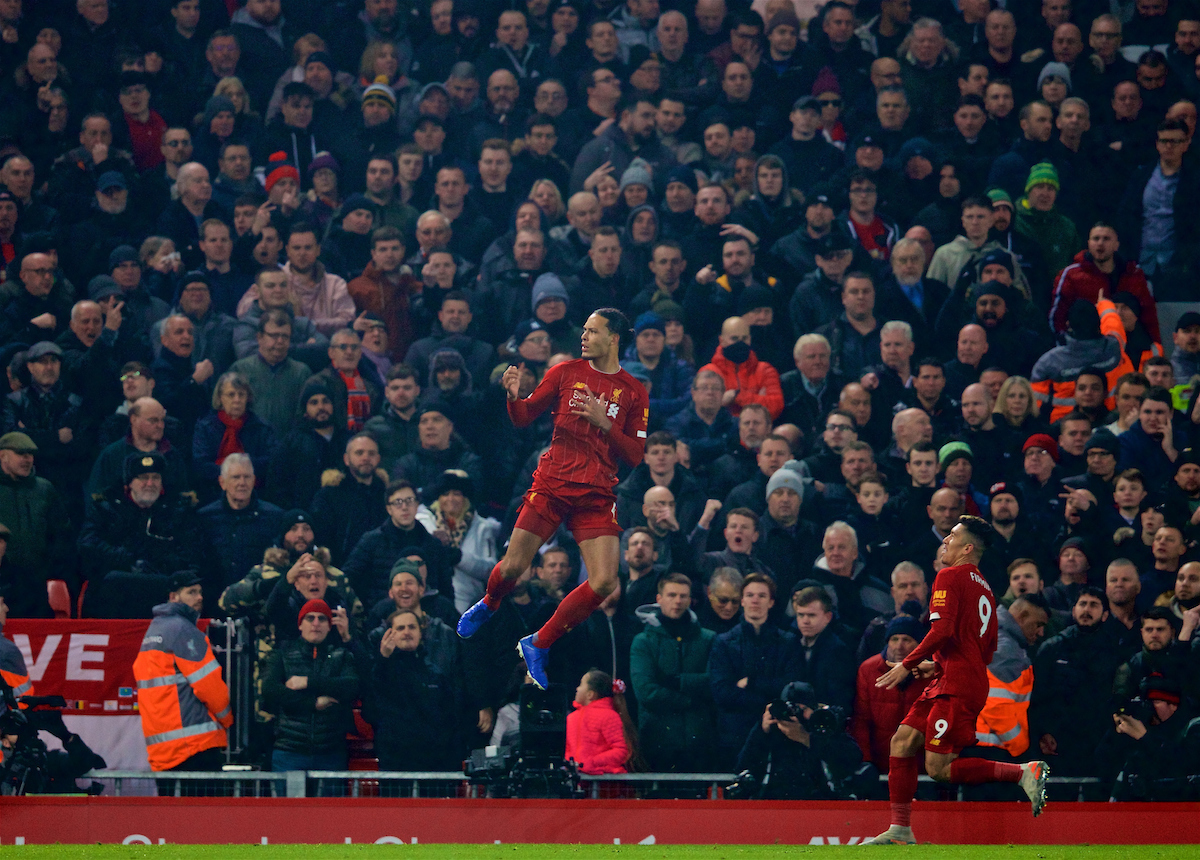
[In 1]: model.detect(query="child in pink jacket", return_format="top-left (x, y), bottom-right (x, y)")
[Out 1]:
top-left (565, 670), bottom-right (643, 774)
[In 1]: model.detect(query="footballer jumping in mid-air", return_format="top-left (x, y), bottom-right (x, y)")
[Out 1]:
top-left (865, 515), bottom-right (1049, 845)
top-left (456, 308), bottom-right (647, 690)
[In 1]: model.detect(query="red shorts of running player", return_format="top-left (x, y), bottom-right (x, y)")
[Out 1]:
top-left (901, 690), bottom-right (982, 755)
top-left (514, 478), bottom-right (622, 542)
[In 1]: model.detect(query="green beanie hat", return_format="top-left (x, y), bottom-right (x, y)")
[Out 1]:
top-left (1025, 161), bottom-right (1059, 193)
top-left (938, 440), bottom-right (973, 469)
top-left (986, 187), bottom-right (1012, 206)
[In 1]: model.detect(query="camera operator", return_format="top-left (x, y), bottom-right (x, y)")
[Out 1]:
top-left (733, 681), bottom-right (872, 800)
top-left (0, 586), bottom-right (33, 704)
top-left (2, 588), bottom-right (107, 795)
top-left (1096, 675), bottom-right (1198, 801)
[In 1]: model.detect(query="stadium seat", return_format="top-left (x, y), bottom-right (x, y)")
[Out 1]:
top-left (47, 580), bottom-right (71, 619)
top-left (75, 581), bottom-right (88, 618)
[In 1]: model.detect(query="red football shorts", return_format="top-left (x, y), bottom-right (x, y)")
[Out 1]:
top-left (514, 479), bottom-right (622, 542)
top-left (902, 690), bottom-right (981, 755)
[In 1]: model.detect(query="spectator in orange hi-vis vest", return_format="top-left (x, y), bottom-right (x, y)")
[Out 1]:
top-left (133, 571), bottom-right (232, 780)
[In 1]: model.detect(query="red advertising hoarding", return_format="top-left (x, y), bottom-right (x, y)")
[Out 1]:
top-left (1, 798), bottom-right (1195, 845)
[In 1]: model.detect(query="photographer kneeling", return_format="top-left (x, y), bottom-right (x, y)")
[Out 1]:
top-left (732, 681), bottom-right (875, 799)
top-left (1099, 675), bottom-right (1198, 801)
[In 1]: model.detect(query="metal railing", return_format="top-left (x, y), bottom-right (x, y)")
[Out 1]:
top-left (86, 769), bottom-right (1102, 800)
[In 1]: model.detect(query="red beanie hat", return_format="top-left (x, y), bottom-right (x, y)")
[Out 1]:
top-left (1022, 433), bottom-right (1059, 463)
top-left (265, 151), bottom-right (300, 194)
top-left (298, 598), bottom-right (332, 627)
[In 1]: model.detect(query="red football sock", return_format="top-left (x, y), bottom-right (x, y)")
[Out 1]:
top-left (534, 581), bottom-right (605, 648)
top-left (889, 755), bottom-right (919, 827)
top-left (949, 758), bottom-right (1022, 784)
top-left (483, 562), bottom-right (517, 611)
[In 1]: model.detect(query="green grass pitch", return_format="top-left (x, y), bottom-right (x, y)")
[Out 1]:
top-left (2, 847), bottom-right (1199, 859)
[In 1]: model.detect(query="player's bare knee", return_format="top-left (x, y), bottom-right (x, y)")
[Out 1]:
top-left (890, 726), bottom-right (921, 757)
top-left (925, 755), bottom-right (952, 782)
top-left (589, 568), bottom-right (619, 596)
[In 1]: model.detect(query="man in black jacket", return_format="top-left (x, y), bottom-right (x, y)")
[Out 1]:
top-left (263, 597), bottom-right (360, 775)
top-left (78, 451), bottom-right (205, 618)
top-left (266, 380), bottom-right (347, 512)
top-left (310, 432), bottom-right (390, 565)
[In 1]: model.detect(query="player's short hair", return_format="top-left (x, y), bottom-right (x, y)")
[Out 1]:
top-left (657, 572), bottom-right (692, 594)
top-left (956, 515), bottom-right (994, 559)
top-left (592, 307), bottom-right (632, 350)
top-left (792, 585), bottom-right (833, 613)
top-left (741, 572), bottom-right (776, 599)
top-left (386, 363), bottom-right (418, 383)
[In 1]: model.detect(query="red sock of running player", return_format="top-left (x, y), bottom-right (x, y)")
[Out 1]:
top-left (534, 581), bottom-right (605, 648)
top-left (482, 563), bottom-right (517, 611)
top-left (889, 755), bottom-right (919, 827)
top-left (949, 758), bottom-right (1022, 784)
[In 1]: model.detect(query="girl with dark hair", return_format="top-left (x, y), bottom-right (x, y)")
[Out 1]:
top-left (566, 669), bottom-right (645, 774)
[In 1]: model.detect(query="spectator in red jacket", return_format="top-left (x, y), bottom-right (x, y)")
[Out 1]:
top-left (698, 317), bottom-right (784, 420)
top-left (566, 670), bottom-right (645, 774)
top-left (1048, 224), bottom-right (1158, 342)
top-left (850, 613), bottom-right (931, 773)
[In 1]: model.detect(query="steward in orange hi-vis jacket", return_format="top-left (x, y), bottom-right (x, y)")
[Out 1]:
top-left (133, 573), bottom-right (232, 771)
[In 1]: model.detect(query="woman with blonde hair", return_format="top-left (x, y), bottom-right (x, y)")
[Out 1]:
top-left (211, 77), bottom-right (264, 150)
top-left (993, 375), bottom-right (1047, 439)
top-left (358, 40), bottom-right (407, 92)
top-left (528, 178), bottom-right (565, 225)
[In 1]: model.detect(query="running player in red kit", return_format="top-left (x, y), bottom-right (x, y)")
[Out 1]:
top-left (456, 308), bottom-right (648, 689)
top-left (864, 516), bottom-right (1049, 845)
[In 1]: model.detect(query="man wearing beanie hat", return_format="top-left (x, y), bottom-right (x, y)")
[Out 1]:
top-left (264, 379), bottom-right (348, 511)
top-left (1048, 223), bottom-right (1157, 341)
top-left (530, 272), bottom-right (583, 357)
top-left (1015, 161), bottom-right (1079, 275)
top-left (756, 467), bottom-right (821, 614)
top-left (622, 313), bottom-right (694, 422)
top-left (1105, 670), bottom-right (1196, 800)
top-left (852, 606), bottom-right (932, 772)
top-left (926, 196), bottom-right (1032, 303)
top-left (983, 481), bottom-right (1038, 592)
top-left (1031, 293), bottom-right (1132, 423)
top-left (78, 450), bottom-right (206, 619)
top-left (262, 587), bottom-right (359, 773)
top-left (218, 507), bottom-right (362, 724)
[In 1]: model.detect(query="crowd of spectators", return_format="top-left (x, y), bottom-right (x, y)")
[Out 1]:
top-left (1, 0), bottom-right (1200, 798)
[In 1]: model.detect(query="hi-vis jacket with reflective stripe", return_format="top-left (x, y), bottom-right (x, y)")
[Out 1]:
top-left (0, 631), bottom-right (34, 705)
top-left (133, 601), bottom-right (232, 770)
top-left (1031, 298), bottom-right (1133, 423)
top-left (975, 605), bottom-right (1033, 756)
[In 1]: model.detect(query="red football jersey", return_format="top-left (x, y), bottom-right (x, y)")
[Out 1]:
top-left (901, 563), bottom-right (998, 705)
top-left (508, 359), bottom-right (649, 489)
